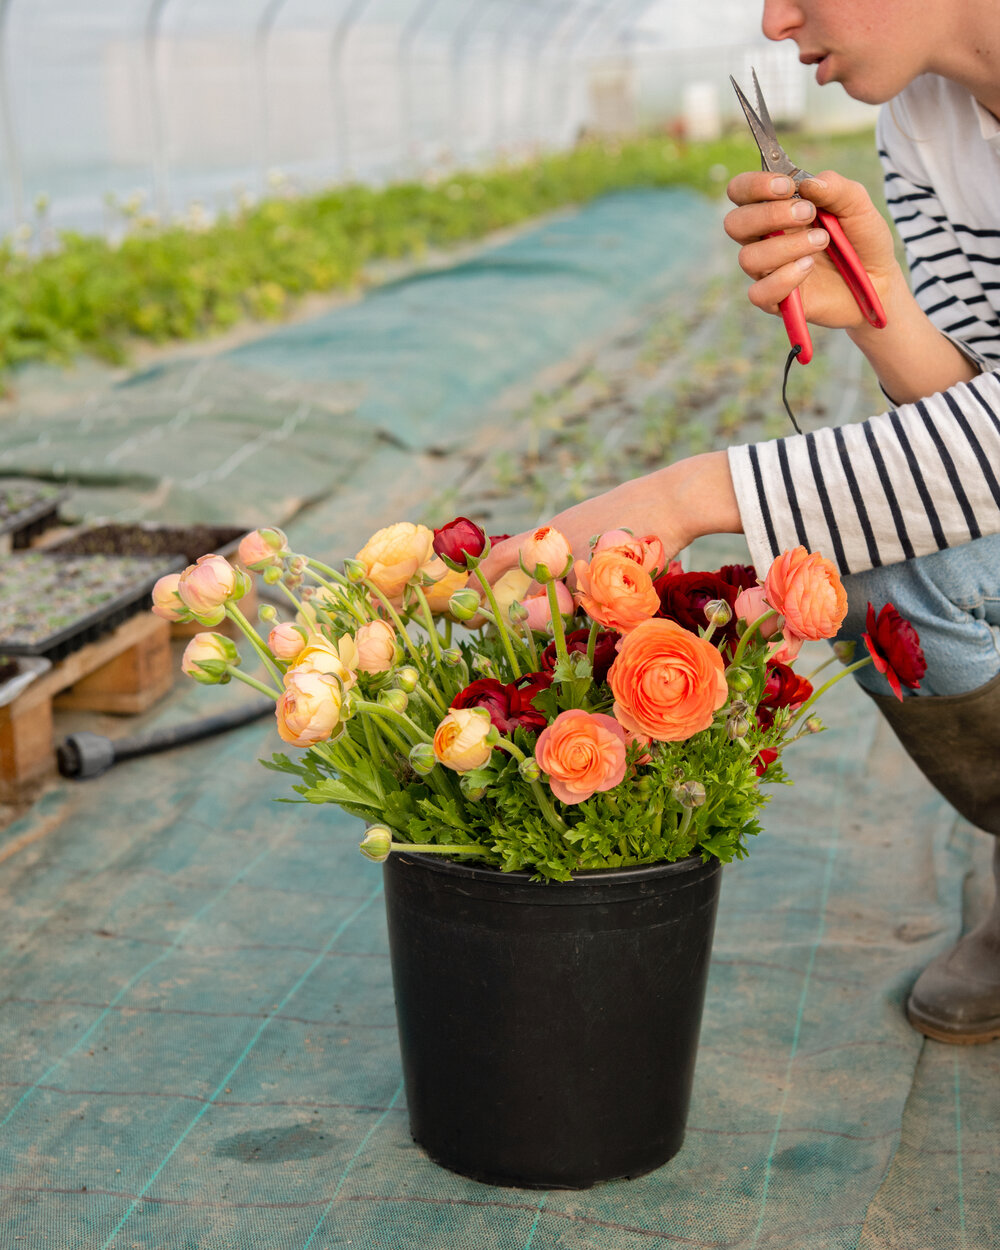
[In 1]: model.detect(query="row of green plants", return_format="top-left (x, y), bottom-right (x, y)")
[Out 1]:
top-left (1, 127), bottom-right (879, 381)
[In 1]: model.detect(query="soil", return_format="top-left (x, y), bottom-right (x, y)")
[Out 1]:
top-left (48, 523), bottom-right (244, 565)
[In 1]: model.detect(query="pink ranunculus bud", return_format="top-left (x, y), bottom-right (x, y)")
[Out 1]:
top-left (734, 586), bottom-right (781, 639)
top-left (181, 632), bottom-right (240, 685)
top-left (767, 632), bottom-right (804, 665)
top-left (521, 580), bottom-right (574, 632)
top-left (519, 525), bottom-right (573, 582)
top-left (268, 621), bottom-right (308, 662)
top-left (354, 619), bottom-right (396, 674)
top-left (151, 572), bottom-right (192, 622)
top-left (238, 526), bottom-right (289, 571)
top-left (177, 554), bottom-right (245, 621)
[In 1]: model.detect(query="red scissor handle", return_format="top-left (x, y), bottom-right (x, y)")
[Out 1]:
top-left (769, 208), bottom-right (887, 367)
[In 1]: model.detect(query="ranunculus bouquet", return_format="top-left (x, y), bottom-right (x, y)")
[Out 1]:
top-left (153, 518), bottom-right (926, 881)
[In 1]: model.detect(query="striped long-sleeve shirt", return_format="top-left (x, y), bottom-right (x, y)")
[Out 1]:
top-left (728, 73), bottom-right (1000, 575)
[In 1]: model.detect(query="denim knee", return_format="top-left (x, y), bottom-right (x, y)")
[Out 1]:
top-left (836, 537), bottom-right (1000, 698)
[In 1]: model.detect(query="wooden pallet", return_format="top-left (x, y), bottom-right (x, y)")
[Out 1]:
top-left (0, 612), bottom-right (173, 801)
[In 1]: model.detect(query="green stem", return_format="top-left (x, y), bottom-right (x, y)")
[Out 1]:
top-left (732, 609), bottom-right (779, 666)
top-left (389, 842), bottom-right (491, 857)
top-left (226, 603), bottom-right (283, 686)
top-left (545, 580), bottom-right (569, 666)
top-left (473, 567), bottom-right (522, 679)
top-left (805, 654), bottom-right (839, 681)
top-left (586, 620), bottom-right (599, 669)
top-left (410, 683), bottom-right (448, 719)
top-left (306, 557), bottom-right (351, 585)
top-left (226, 666), bottom-right (281, 699)
top-left (410, 584), bottom-right (445, 665)
top-left (495, 739), bottom-right (567, 833)
top-left (356, 700), bottom-right (432, 744)
top-left (362, 580), bottom-right (424, 670)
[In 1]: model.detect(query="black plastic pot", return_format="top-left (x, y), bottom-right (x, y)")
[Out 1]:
top-left (382, 851), bottom-right (723, 1189)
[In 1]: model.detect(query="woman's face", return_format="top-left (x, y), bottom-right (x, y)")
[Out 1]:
top-left (761, 0), bottom-right (935, 103)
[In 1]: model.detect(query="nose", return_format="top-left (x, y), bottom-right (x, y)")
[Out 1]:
top-left (761, 0), bottom-right (803, 42)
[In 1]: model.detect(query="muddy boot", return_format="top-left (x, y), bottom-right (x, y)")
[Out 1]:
top-left (869, 679), bottom-right (1000, 1043)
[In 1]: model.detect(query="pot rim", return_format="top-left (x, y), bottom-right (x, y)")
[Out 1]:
top-left (389, 850), bottom-right (716, 888)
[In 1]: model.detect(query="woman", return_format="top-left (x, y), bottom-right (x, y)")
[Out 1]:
top-left (482, 0), bottom-right (1000, 1043)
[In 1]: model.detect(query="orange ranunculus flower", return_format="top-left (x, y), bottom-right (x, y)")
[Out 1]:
top-left (535, 709), bottom-right (628, 805)
top-left (593, 530), bottom-right (667, 577)
top-left (354, 619), bottom-right (397, 673)
top-left (763, 546), bottom-right (847, 641)
top-left (608, 618), bottom-right (728, 742)
top-left (519, 525), bottom-right (573, 580)
top-left (419, 556), bottom-right (469, 613)
top-left (573, 549), bottom-right (660, 632)
top-left (177, 553), bottom-right (245, 621)
top-left (433, 707), bottom-right (494, 772)
top-left (355, 522), bottom-right (435, 605)
top-left (275, 669), bottom-right (343, 746)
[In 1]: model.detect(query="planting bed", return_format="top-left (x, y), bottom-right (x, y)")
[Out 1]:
top-left (47, 521), bottom-right (245, 564)
top-left (0, 551), bottom-right (183, 662)
top-left (0, 479), bottom-right (69, 552)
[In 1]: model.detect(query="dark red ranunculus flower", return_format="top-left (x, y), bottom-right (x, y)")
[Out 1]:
top-left (655, 571), bottom-right (740, 649)
top-left (451, 674), bottom-right (551, 734)
top-left (757, 661), bottom-right (813, 730)
top-left (432, 517), bottom-right (488, 568)
top-left (489, 533), bottom-right (511, 545)
top-left (540, 627), bottom-right (620, 684)
top-left (754, 748), bottom-right (779, 777)
top-left (716, 563), bottom-right (759, 592)
top-left (862, 602), bottom-right (927, 701)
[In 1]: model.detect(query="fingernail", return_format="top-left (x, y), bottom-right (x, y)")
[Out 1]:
top-left (770, 176), bottom-right (792, 195)
top-left (791, 200), bottom-right (814, 220)
top-left (796, 256), bottom-right (814, 271)
top-left (802, 176), bottom-right (828, 190)
top-left (807, 228), bottom-right (828, 246)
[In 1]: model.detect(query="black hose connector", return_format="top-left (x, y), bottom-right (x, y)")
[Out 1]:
top-left (56, 696), bottom-right (275, 780)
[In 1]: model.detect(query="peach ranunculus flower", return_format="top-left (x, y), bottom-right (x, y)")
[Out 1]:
top-left (276, 668), bottom-right (343, 747)
top-left (418, 556), bottom-right (469, 613)
top-left (522, 580), bottom-right (574, 632)
top-left (237, 526), bottom-right (289, 571)
top-left (534, 709), bottom-right (628, 805)
top-left (289, 640), bottom-right (357, 692)
top-left (593, 530), bottom-right (667, 577)
top-left (268, 621), bottom-right (308, 662)
top-left (433, 707), bottom-right (494, 772)
top-left (177, 553), bottom-right (247, 622)
top-left (608, 618), bottom-right (728, 742)
top-left (519, 525), bottom-right (573, 580)
top-left (355, 522), bottom-right (434, 605)
top-left (573, 549), bottom-right (661, 633)
top-left (354, 619), bottom-right (397, 673)
top-left (181, 632), bottom-right (240, 684)
top-left (151, 572), bottom-right (191, 622)
top-left (763, 546), bottom-right (848, 641)
top-left (735, 584), bottom-right (804, 664)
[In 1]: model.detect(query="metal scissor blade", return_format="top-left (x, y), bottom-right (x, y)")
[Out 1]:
top-left (729, 70), bottom-right (797, 177)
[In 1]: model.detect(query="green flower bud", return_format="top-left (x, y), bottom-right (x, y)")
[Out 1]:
top-left (471, 654), bottom-right (497, 678)
top-left (518, 756), bottom-right (541, 782)
top-left (393, 666), bottom-right (420, 693)
top-left (805, 716), bottom-right (823, 734)
top-left (672, 779), bottom-right (706, 809)
top-left (704, 598), bottom-right (732, 627)
top-left (726, 667), bottom-right (753, 692)
top-left (258, 602), bottom-right (278, 624)
top-left (441, 647), bottom-right (464, 668)
top-left (263, 565), bottom-right (282, 585)
top-left (359, 826), bottom-right (393, 862)
top-left (343, 557), bottom-right (367, 583)
top-left (727, 714), bottom-right (750, 740)
top-left (408, 742), bottom-right (437, 774)
top-left (508, 600), bottom-right (529, 624)
top-left (833, 640), bottom-right (856, 665)
top-left (379, 688), bottom-right (409, 714)
top-left (460, 775), bottom-right (488, 801)
top-left (448, 587), bottom-right (482, 621)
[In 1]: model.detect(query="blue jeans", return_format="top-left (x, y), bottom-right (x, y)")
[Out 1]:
top-left (837, 535), bottom-right (1000, 698)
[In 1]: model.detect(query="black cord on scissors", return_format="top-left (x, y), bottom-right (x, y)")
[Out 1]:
top-left (781, 344), bottom-right (803, 434)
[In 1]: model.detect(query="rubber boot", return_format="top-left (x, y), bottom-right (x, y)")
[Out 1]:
top-left (869, 677), bottom-right (1000, 1043)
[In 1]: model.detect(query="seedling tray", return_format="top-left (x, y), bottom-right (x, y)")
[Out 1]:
top-left (0, 479), bottom-right (70, 550)
top-left (46, 522), bottom-right (245, 564)
top-left (0, 552), bottom-right (185, 663)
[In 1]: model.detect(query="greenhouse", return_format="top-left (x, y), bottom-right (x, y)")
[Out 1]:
top-left (0, 3), bottom-right (997, 1248)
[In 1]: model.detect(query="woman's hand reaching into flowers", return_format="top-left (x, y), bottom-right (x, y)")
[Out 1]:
top-left (478, 452), bottom-right (743, 586)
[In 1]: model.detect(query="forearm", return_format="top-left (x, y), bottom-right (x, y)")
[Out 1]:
top-left (848, 269), bottom-right (979, 404)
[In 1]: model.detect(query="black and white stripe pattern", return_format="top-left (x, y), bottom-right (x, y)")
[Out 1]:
top-left (728, 75), bottom-right (1000, 574)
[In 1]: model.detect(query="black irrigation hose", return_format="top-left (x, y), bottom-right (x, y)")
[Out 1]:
top-left (56, 696), bottom-right (275, 780)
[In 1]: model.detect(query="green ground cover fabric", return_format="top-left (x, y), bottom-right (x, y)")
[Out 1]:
top-left (0, 188), bottom-right (997, 1248)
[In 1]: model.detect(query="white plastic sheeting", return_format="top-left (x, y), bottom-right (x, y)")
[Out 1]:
top-left (0, 1), bottom-right (874, 237)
